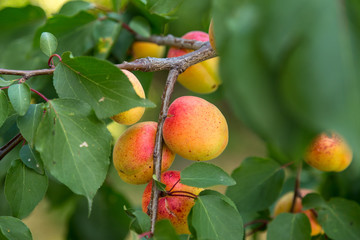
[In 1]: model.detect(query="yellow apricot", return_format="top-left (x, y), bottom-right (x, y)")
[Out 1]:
top-left (304, 133), bottom-right (352, 172)
top-left (131, 41), bottom-right (165, 60)
top-left (167, 31), bottom-right (221, 94)
top-left (274, 190), bottom-right (323, 236)
top-left (163, 96), bottom-right (228, 161)
top-left (112, 122), bottom-right (175, 184)
top-left (111, 70), bottom-right (145, 125)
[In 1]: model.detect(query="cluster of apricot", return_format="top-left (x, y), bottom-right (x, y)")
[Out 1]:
top-left (111, 27), bottom-right (226, 234)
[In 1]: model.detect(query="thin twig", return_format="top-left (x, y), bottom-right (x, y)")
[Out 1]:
top-left (244, 219), bottom-right (269, 228)
top-left (246, 222), bottom-right (267, 237)
top-left (149, 69), bottom-right (179, 233)
top-left (0, 133), bottom-right (24, 161)
top-left (290, 162), bottom-right (302, 213)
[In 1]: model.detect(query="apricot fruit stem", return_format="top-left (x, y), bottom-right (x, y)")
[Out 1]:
top-left (167, 179), bottom-right (180, 192)
top-left (168, 190), bottom-right (198, 199)
top-left (290, 162), bottom-right (302, 213)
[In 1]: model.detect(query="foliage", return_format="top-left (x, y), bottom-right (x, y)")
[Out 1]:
top-left (0, 0), bottom-right (359, 240)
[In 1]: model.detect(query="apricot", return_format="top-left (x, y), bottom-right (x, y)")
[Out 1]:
top-left (274, 190), bottom-right (323, 236)
top-left (142, 171), bottom-right (203, 234)
top-left (304, 133), bottom-right (352, 172)
top-left (167, 31), bottom-right (221, 94)
top-left (111, 70), bottom-right (145, 125)
top-left (131, 41), bottom-right (165, 60)
top-left (112, 122), bottom-right (175, 184)
top-left (163, 96), bottom-right (228, 161)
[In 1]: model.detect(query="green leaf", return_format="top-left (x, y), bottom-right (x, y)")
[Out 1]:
top-left (226, 157), bottom-right (285, 213)
top-left (213, 0), bottom-right (360, 158)
top-left (189, 192), bottom-right (244, 240)
top-left (8, 83), bottom-right (31, 116)
top-left (124, 207), bottom-right (151, 234)
top-left (267, 213), bottom-right (311, 240)
top-left (152, 175), bottom-right (167, 192)
top-left (0, 6), bottom-right (46, 69)
top-left (0, 216), bottom-right (32, 240)
top-left (53, 53), bottom-right (155, 119)
top-left (17, 103), bottom-right (44, 147)
top-left (57, 1), bottom-right (94, 16)
top-left (93, 19), bottom-right (122, 59)
top-left (0, 90), bottom-right (8, 127)
top-left (153, 220), bottom-right (181, 240)
top-left (35, 99), bottom-right (111, 207)
top-left (0, 78), bottom-right (16, 87)
top-left (199, 190), bottom-right (237, 210)
top-left (4, 159), bottom-right (48, 219)
top-left (129, 16), bottom-right (151, 37)
top-left (67, 185), bottom-right (131, 240)
top-left (146, 0), bottom-right (184, 17)
top-left (40, 32), bottom-right (58, 56)
top-left (181, 162), bottom-right (235, 188)
top-left (303, 194), bottom-right (360, 240)
top-left (19, 145), bottom-right (44, 175)
top-left (34, 11), bottom-right (97, 56)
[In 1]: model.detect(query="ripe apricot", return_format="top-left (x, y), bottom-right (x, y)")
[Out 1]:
top-left (167, 31), bottom-right (221, 94)
top-left (112, 122), bottom-right (175, 184)
top-left (142, 171), bottom-right (203, 234)
top-left (163, 96), bottom-right (228, 161)
top-left (304, 133), bottom-right (352, 172)
top-left (274, 190), bottom-right (323, 236)
top-left (111, 70), bottom-right (145, 125)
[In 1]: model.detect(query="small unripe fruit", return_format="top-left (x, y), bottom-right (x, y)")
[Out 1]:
top-left (163, 96), bottom-right (228, 161)
top-left (274, 190), bottom-right (323, 236)
top-left (142, 171), bottom-right (203, 234)
top-left (208, 19), bottom-right (216, 51)
top-left (112, 122), bottom-right (175, 184)
top-left (304, 133), bottom-right (352, 172)
top-left (131, 41), bottom-right (165, 60)
top-left (167, 31), bottom-right (221, 94)
top-left (111, 70), bottom-right (146, 125)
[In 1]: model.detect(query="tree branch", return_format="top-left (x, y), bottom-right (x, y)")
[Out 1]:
top-left (0, 133), bottom-right (24, 161)
top-left (290, 162), bottom-right (302, 213)
top-left (149, 69), bottom-right (179, 233)
top-left (135, 34), bottom-right (205, 50)
top-left (0, 43), bottom-right (216, 78)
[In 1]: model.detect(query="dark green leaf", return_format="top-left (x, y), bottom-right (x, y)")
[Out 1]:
top-left (181, 162), bottom-right (235, 188)
top-left (19, 145), bottom-right (44, 175)
top-left (34, 11), bottom-right (97, 56)
top-left (189, 192), bottom-right (244, 240)
top-left (93, 19), bottom-right (121, 59)
top-left (17, 103), bottom-right (44, 147)
top-left (267, 213), bottom-right (311, 240)
top-left (0, 6), bottom-right (46, 69)
top-left (0, 90), bottom-right (8, 127)
top-left (199, 190), bottom-right (237, 209)
top-left (53, 53), bottom-right (155, 119)
top-left (124, 207), bottom-right (151, 234)
top-left (133, 71), bottom-right (153, 95)
top-left (146, 0), bottom-right (184, 17)
top-left (67, 185), bottom-right (131, 240)
top-left (5, 159), bottom-right (48, 219)
top-left (153, 175), bottom-right (167, 192)
top-left (40, 32), bottom-right (58, 56)
top-left (57, 1), bottom-right (94, 16)
top-left (153, 220), bottom-right (181, 240)
top-left (0, 216), bottom-right (32, 240)
top-left (35, 99), bottom-right (111, 207)
top-left (129, 16), bottom-right (151, 37)
top-left (8, 83), bottom-right (31, 116)
top-left (226, 157), bottom-right (285, 213)
top-left (303, 194), bottom-right (360, 240)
